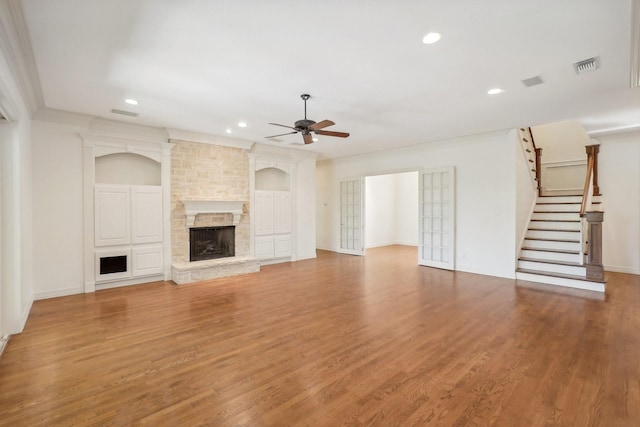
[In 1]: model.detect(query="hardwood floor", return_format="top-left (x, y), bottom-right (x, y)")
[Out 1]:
top-left (1, 245), bottom-right (639, 426)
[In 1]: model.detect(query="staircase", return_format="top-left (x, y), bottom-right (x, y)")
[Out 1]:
top-left (516, 195), bottom-right (605, 292)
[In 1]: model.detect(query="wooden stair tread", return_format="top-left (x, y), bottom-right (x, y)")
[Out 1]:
top-left (539, 194), bottom-right (582, 197)
top-left (521, 247), bottom-right (580, 255)
top-left (536, 202), bottom-right (582, 205)
top-left (528, 228), bottom-right (579, 232)
top-left (516, 268), bottom-right (605, 284)
top-left (524, 237), bottom-right (580, 243)
top-left (533, 210), bottom-right (580, 214)
top-left (518, 257), bottom-right (583, 267)
top-left (531, 219), bottom-right (580, 223)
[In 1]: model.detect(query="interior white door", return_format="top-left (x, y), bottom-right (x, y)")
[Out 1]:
top-left (419, 166), bottom-right (455, 269)
top-left (338, 177), bottom-right (365, 256)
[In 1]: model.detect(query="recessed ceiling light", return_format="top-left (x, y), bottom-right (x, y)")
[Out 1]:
top-left (487, 88), bottom-right (505, 95)
top-left (422, 32), bottom-right (442, 44)
top-left (238, 122), bottom-right (247, 128)
top-left (226, 128), bottom-right (232, 134)
top-left (312, 137), bottom-right (318, 142)
top-left (125, 98), bottom-right (138, 105)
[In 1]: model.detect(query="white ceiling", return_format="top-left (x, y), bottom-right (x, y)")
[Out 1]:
top-left (20, 0), bottom-right (640, 159)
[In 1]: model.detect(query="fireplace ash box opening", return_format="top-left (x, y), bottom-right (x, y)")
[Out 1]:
top-left (189, 226), bottom-right (235, 262)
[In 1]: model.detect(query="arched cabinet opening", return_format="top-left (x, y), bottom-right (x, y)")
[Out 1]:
top-left (255, 167), bottom-right (290, 191)
top-left (95, 153), bottom-right (161, 185)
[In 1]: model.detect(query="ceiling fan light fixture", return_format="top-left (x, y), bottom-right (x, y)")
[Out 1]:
top-left (124, 98), bottom-right (138, 105)
top-left (422, 32), bottom-right (442, 44)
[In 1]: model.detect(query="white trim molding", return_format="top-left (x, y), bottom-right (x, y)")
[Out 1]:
top-left (631, 0), bottom-right (640, 87)
top-left (182, 200), bottom-right (246, 227)
top-left (0, 0), bottom-right (44, 112)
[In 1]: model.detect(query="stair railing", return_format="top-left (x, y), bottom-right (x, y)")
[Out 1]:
top-left (580, 145), bottom-right (604, 280)
top-left (519, 127), bottom-right (542, 196)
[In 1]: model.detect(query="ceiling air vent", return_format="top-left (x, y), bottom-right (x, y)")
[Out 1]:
top-left (110, 108), bottom-right (138, 117)
top-left (573, 56), bottom-right (600, 75)
top-left (522, 75), bottom-right (544, 87)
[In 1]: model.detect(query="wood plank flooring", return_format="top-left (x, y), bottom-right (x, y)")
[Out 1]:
top-left (1, 245), bottom-right (639, 426)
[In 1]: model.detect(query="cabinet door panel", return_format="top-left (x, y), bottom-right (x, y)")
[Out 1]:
top-left (255, 236), bottom-right (275, 259)
top-left (274, 234), bottom-right (291, 257)
top-left (132, 245), bottom-right (163, 277)
top-left (255, 191), bottom-right (275, 235)
top-left (95, 185), bottom-right (130, 247)
top-left (273, 191), bottom-right (292, 234)
top-left (131, 186), bottom-right (163, 244)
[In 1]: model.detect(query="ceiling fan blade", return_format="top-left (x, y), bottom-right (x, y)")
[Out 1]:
top-left (268, 122), bottom-right (298, 130)
top-left (308, 119), bottom-right (335, 130)
top-left (303, 133), bottom-right (313, 144)
top-left (315, 130), bottom-right (350, 138)
top-left (265, 131), bottom-right (297, 139)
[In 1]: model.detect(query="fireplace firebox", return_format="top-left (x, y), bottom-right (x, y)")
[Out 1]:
top-left (189, 226), bottom-right (235, 262)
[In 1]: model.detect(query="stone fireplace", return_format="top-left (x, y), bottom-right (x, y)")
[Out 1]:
top-left (170, 139), bottom-right (259, 284)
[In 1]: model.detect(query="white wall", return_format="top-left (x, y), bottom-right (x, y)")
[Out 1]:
top-left (595, 130), bottom-right (640, 274)
top-left (532, 120), bottom-right (591, 162)
top-left (394, 171), bottom-right (418, 246)
top-left (365, 174), bottom-right (395, 248)
top-left (0, 49), bottom-right (34, 335)
top-left (31, 119), bottom-right (84, 298)
top-left (514, 129), bottom-right (538, 253)
top-left (294, 156), bottom-right (317, 260)
top-left (317, 130), bottom-right (518, 279)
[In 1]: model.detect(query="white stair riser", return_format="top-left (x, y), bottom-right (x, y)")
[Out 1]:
top-left (523, 239), bottom-right (581, 251)
top-left (518, 260), bottom-right (586, 276)
top-left (532, 212), bottom-right (579, 221)
top-left (520, 249), bottom-right (582, 263)
top-left (526, 229), bottom-right (580, 240)
top-left (538, 196), bottom-right (582, 204)
top-left (535, 204), bottom-right (581, 212)
top-left (529, 221), bottom-right (580, 231)
top-left (515, 272), bottom-right (605, 293)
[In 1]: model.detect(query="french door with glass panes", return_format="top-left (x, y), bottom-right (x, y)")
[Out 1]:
top-left (419, 166), bottom-right (455, 269)
top-left (338, 177), bottom-right (365, 256)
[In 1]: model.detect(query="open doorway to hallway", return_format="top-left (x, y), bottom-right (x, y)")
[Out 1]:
top-left (364, 171), bottom-right (419, 250)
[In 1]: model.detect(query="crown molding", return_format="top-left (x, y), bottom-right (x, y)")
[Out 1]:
top-left (632, 0), bottom-right (640, 88)
top-left (0, 0), bottom-right (44, 113)
top-left (168, 128), bottom-right (254, 149)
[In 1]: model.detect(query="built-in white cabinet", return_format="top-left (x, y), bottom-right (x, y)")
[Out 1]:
top-left (254, 190), bottom-right (291, 259)
top-left (94, 184), bottom-right (163, 282)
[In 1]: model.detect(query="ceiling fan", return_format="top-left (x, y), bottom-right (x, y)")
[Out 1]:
top-left (265, 94), bottom-right (350, 144)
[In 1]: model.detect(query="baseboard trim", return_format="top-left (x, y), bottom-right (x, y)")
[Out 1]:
top-left (604, 265), bottom-right (640, 275)
top-left (34, 286), bottom-right (84, 300)
top-left (0, 335), bottom-right (8, 358)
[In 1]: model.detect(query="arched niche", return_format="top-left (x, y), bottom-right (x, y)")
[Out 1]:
top-left (95, 152), bottom-right (161, 185)
top-left (256, 167), bottom-right (290, 191)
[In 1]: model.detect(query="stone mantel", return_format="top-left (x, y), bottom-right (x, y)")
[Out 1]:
top-left (182, 200), bottom-right (245, 227)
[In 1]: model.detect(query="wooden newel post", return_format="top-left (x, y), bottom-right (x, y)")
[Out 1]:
top-left (585, 211), bottom-right (604, 281)
top-left (585, 145), bottom-right (600, 196)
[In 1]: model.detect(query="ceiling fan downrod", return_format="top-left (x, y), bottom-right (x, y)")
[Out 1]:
top-left (301, 94), bottom-right (310, 120)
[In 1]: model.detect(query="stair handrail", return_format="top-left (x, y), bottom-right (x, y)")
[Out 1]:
top-left (580, 152), bottom-right (595, 216)
top-left (519, 127), bottom-right (542, 195)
